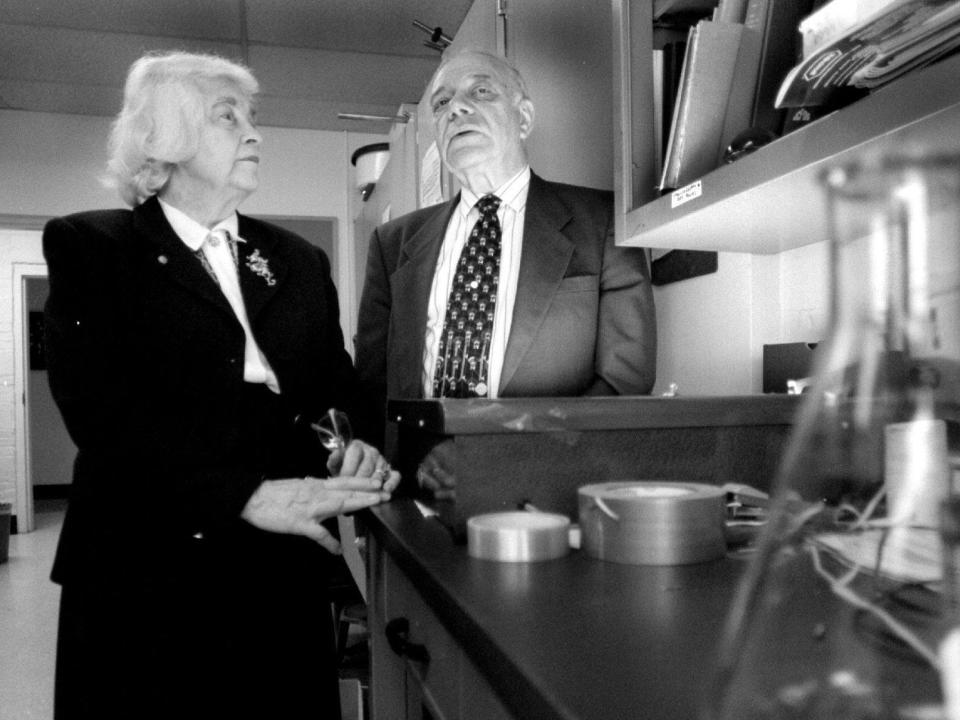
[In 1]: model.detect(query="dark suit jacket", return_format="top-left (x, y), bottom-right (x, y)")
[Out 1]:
top-left (355, 172), bottom-right (657, 444)
top-left (43, 195), bottom-right (359, 586)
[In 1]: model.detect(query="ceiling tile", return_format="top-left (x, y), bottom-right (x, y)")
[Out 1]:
top-left (0, 24), bottom-right (244, 85)
top-left (250, 45), bottom-right (435, 104)
top-left (0, 0), bottom-right (472, 131)
top-left (245, 0), bottom-right (469, 55)
top-left (0, 0), bottom-right (243, 41)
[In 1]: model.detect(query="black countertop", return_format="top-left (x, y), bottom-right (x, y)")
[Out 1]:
top-left (366, 498), bottom-right (753, 720)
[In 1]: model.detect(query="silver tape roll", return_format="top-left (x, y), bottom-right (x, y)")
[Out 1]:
top-left (578, 481), bottom-right (726, 565)
top-left (467, 511), bottom-right (571, 562)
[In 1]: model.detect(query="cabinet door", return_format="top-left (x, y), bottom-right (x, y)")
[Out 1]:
top-left (368, 534), bottom-right (409, 720)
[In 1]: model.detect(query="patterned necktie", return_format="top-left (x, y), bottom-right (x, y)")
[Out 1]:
top-left (433, 194), bottom-right (502, 398)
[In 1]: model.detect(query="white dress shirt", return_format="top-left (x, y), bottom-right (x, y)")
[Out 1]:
top-left (422, 166), bottom-right (530, 398)
top-left (158, 199), bottom-right (280, 393)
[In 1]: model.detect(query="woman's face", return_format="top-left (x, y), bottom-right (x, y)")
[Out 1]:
top-left (167, 79), bottom-right (262, 209)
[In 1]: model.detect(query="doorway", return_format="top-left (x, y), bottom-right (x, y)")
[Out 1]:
top-left (15, 269), bottom-right (76, 535)
top-left (12, 264), bottom-right (56, 534)
top-left (24, 277), bottom-right (75, 512)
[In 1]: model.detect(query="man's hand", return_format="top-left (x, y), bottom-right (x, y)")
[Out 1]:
top-left (416, 439), bottom-right (457, 500)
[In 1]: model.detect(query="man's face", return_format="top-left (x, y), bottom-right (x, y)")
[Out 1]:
top-left (429, 53), bottom-right (533, 182)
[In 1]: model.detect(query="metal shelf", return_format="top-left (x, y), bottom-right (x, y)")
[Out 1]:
top-left (614, 3), bottom-right (960, 255)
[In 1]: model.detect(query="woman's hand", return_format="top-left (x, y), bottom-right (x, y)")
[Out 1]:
top-left (326, 439), bottom-right (400, 494)
top-left (240, 476), bottom-right (388, 553)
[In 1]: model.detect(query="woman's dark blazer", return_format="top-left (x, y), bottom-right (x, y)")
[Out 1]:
top-left (43, 195), bottom-right (360, 587)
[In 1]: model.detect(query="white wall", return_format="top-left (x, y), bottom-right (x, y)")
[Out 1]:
top-left (653, 242), bottom-right (829, 396)
top-left (507, 0), bottom-right (614, 191)
top-left (0, 108), bottom-right (385, 509)
top-left (433, 0), bottom-right (614, 192)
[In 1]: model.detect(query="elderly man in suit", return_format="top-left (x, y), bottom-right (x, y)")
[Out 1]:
top-left (355, 49), bottom-right (657, 489)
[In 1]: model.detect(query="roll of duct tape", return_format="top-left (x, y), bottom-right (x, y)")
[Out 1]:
top-left (467, 511), bottom-right (571, 562)
top-left (578, 481), bottom-right (726, 565)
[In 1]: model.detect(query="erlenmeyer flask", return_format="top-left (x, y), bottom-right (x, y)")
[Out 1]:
top-left (708, 155), bottom-right (960, 720)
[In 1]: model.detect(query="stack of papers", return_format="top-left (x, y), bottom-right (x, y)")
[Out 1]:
top-left (775, 0), bottom-right (960, 108)
top-left (812, 527), bottom-right (943, 584)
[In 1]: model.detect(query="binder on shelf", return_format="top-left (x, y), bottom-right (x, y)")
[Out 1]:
top-left (659, 20), bottom-right (745, 191)
top-left (715, 0), bottom-right (748, 22)
top-left (655, 0), bottom-right (720, 18)
top-left (744, 0), bottom-right (815, 136)
top-left (717, 24), bottom-right (762, 162)
top-left (653, 48), bottom-right (665, 179)
top-left (656, 40), bottom-right (688, 171)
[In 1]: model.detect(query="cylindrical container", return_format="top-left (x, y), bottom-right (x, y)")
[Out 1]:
top-left (467, 511), bottom-right (570, 562)
top-left (578, 481), bottom-right (727, 565)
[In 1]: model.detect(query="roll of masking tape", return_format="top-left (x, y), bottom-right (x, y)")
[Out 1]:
top-left (467, 511), bottom-right (571, 562)
top-left (578, 481), bottom-right (726, 565)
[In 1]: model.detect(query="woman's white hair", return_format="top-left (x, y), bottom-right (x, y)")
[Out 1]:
top-left (104, 51), bottom-right (258, 207)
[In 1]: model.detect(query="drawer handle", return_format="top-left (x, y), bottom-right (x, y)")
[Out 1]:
top-left (385, 617), bottom-right (431, 663)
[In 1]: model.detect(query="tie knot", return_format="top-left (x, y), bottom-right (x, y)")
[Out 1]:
top-left (476, 195), bottom-right (501, 216)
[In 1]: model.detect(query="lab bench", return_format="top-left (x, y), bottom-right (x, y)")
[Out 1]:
top-left (364, 396), bottom-right (947, 718)
top-left (365, 395), bottom-right (796, 719)
top-left (365, 497), bottom-right (751, 720)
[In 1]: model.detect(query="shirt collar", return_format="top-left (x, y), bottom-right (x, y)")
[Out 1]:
top-left (158, 198), bottom-right (240, 252)
top-left (459, 165), bottom-right (531, 217)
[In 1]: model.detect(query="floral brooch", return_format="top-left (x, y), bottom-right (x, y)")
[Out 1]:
top-left (245, 249), bottom-right (276, 286)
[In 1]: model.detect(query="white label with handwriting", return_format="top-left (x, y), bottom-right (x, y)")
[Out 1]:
top-left (671, 180), bottom-right (702, 208)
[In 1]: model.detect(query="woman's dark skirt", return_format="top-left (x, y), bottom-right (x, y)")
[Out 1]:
top-left (54, 383), bottom-right (343, 719)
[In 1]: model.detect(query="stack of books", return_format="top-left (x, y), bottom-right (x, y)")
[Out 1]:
top-left (656, 0), bottom-right (960, 193)
top-left (658, 0), bottom-right (812, 191)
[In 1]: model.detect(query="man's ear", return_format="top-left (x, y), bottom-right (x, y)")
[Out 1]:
top-left (517, 98), bottom-right (535, 140)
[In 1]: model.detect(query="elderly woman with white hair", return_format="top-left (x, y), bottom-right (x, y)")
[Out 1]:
top-left (42, 50), bottom-right (398, 719)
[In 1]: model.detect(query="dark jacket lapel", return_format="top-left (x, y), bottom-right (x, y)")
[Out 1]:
top-left (390, 198), bottom-right (458, 399)
top-left (499, 174), bottom-right (575, 393)
top-left (132, 196), bottom-right (236, 318)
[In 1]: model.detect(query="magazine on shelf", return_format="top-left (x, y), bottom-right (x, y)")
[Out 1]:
top-left (775, 0), bottom-right (960, 108)
top-left (799, 0), bottom-right (902, 57)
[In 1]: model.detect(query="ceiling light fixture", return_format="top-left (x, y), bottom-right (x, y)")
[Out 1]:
top-left (336, 112), bottom-right (411, 123)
